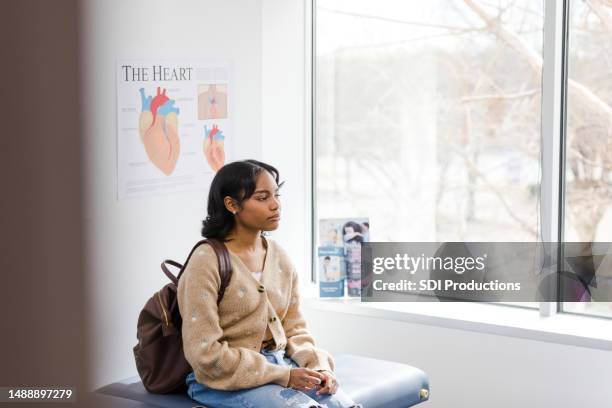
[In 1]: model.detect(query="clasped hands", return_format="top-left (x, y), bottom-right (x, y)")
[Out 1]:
top-left (288, 368), bottom-right (338, 395)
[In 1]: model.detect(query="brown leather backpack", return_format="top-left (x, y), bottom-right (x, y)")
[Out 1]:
top-left (133, 238), bottom-right (233, 394)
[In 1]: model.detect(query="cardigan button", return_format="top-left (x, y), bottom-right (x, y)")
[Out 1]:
top-left (258, 287), bottom-right (265, 293)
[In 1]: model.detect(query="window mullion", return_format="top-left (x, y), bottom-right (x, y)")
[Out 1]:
top-left (539, 0), bottom-right (568, 317)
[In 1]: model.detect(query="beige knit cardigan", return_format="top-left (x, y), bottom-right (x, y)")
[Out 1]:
top-left (177, 236), bottom-right (335, 391)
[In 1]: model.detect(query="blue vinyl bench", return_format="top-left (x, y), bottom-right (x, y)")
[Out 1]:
top-left (96, 354), bottom-right (430, 408)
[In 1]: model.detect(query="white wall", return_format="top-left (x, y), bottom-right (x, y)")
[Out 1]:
top-left (81, 0), bottom-right (266, 389)
top-left (261, 0), bottom-right (312, 289)
top-left (302, 307), bottom-right (612, 408)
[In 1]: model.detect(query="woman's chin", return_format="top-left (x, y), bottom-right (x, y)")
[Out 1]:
top-left (263, 220), bottom-right (280, 231)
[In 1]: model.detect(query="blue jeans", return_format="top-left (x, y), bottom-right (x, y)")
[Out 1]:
top-left (186, 348), bottom-right (362, 408)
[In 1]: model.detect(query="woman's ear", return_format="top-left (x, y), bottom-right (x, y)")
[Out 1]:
top-left (223, 196), bottom-right (240, 215)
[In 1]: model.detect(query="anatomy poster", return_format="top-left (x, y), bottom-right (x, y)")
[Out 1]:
top-left (116, 59), bottom-right (232, 200)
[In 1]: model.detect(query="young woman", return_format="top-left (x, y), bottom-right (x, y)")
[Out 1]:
top-left (177, 160), bottom-right (362, 408)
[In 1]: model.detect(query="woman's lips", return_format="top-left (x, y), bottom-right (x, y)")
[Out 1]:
top-left (268, 215), bottom-right (281, 221)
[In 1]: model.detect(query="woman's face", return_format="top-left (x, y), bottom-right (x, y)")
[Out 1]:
top-left (234, 171), bottom-right (281, 232)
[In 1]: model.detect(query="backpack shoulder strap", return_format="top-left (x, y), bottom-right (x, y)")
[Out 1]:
top-left (204, 238), bottom-right (233, 303)
top-left (161, 238), bottom-right (233, 303)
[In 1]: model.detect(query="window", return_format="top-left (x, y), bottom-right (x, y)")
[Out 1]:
top-left (315, 0), bottom-right (543, 243)
top-left (314, 0), bottom-right (611, 318)
top-left (563, 0), bottom-right (612, 318)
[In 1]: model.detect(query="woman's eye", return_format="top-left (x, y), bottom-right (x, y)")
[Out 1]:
top-left (255, 194), bottom-right (280, 201)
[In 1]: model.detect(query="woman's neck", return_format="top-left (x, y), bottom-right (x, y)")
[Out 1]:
top-left (225, 225), bottom-right (264, 252)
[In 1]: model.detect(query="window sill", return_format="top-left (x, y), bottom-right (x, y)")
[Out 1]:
top-left (301, 295), bottom-right (612, 351)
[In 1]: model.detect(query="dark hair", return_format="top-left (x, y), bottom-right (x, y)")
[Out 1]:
top-left (201, 160), bottom-right (283, 240)
top-left (324, 256), bottom-right (331, 261)
top-left (342, 221), bottom-right (364, 244)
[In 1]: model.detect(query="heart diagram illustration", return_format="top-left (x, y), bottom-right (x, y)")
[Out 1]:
top-left (138, 87), bottom-right (180, 175)
top-left (203, 124), bottom-right (226, 172)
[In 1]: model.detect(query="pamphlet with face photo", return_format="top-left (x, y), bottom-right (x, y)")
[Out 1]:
top-left (318, 218), bottom-right (369, 297)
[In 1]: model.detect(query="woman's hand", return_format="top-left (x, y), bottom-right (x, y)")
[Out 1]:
top-left (315, 370), bottom-right (339, 395)
top-left (288, 368), bottom-right (325, 392)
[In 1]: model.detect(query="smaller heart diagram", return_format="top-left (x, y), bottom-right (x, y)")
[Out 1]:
top-left (203, 124), bottom-right (226, 172)
top-left (138, 87), bottom-right (180, 175)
